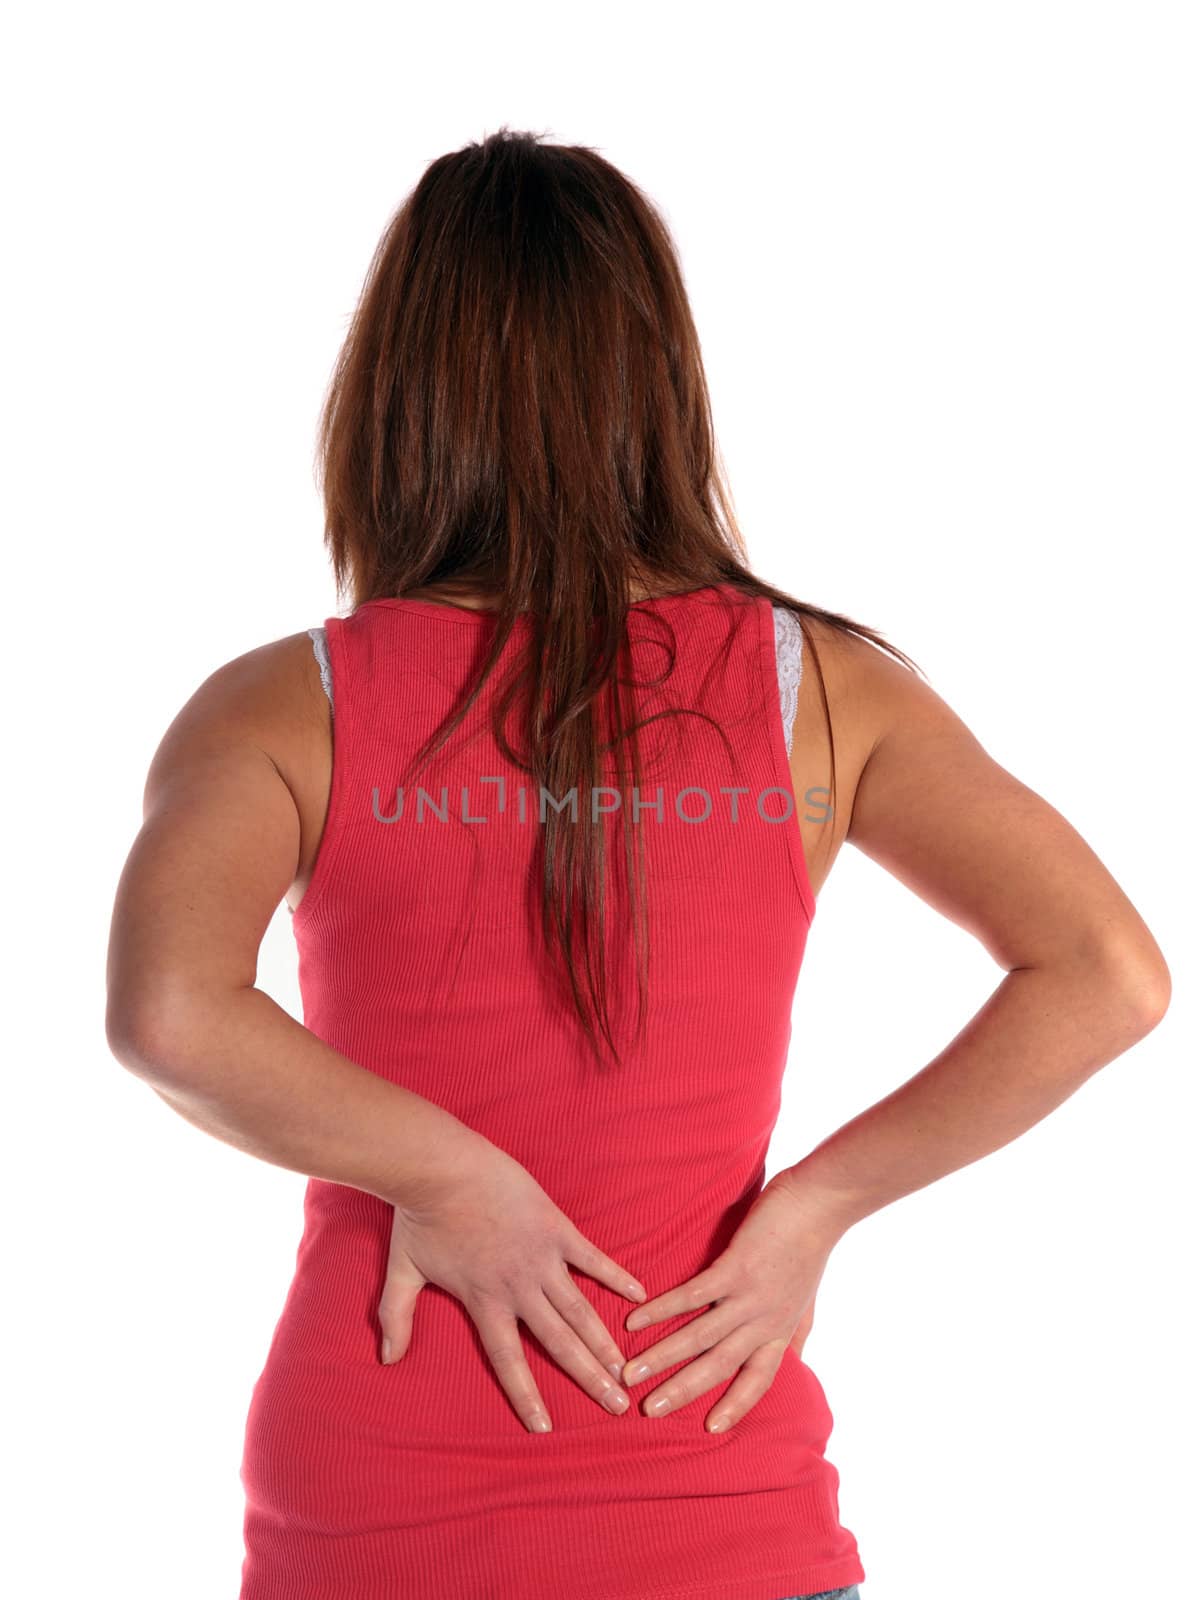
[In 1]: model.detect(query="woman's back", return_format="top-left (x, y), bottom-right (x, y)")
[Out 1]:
top-left (237, 581), bottom-right (867, 1599)
top-left (101, 127), bottom-right (1174, 1600)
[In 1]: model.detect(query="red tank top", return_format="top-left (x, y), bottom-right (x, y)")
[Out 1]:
top-left (239, 581), bottom-right (866, 1600)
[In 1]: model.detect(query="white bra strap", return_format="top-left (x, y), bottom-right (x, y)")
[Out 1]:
top-left (771, 603), bottom-right (804, 759)
top-left (307, 627), bottom-right (333, 716)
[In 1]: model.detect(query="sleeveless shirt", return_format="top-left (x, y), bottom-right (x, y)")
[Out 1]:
top-left (238, 583), bottom-right (866, 1600)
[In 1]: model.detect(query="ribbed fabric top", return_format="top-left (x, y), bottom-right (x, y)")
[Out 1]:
top-left (239, 582), bottom-right (865, 1600)
top-left (306, 598), bottom-right (808, 759)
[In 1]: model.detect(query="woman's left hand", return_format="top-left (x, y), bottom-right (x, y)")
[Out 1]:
top-left (619, 1175), bottom-right (841, 1432)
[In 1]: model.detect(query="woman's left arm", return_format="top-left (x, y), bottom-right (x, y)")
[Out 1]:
top-left (618, 638), bottom-right (1171, 1430)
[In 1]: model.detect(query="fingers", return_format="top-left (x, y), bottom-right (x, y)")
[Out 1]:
top-left (631, 1332), bottom-right (785, 1424)
top-left (630, 1329), bottom-right (760, 1419)
top-left (620, 1295), bottom-right (738, 1389)
top-left (521, 1291), bottom-right (631, 1417)
top-left (469, 1301), bottom-right (556, 1434)
top-left (621, 1304), bottom-right (743, 1399)
top-left (701, 1342), bottom-right (787, 1433)
top-left (560, 1228), bottom-right (646, 1304)
top-left (377, 1248), bottom-right (425, 1365)
top-left (626, 1305), bottom-right (748, 1408)
top-left (623, 1266), bottom-right (723, 1332)
top-left (542, 1262), bottom-right (633, 1385)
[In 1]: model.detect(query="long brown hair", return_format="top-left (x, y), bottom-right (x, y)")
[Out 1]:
top-left (315, 125), bottom-right (922, 1070)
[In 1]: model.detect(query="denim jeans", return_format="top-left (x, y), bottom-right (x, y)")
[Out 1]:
top-left (776, 1588), bottom-right (860, 1600)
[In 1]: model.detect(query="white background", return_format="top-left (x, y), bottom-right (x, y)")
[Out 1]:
top-left (5, 4), bottom-right (1193, 1597)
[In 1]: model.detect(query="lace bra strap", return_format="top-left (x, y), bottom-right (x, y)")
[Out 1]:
top-left (307, 627), bottom-right (333, 716)
top-left (771, 603), bottom-right (804, 759)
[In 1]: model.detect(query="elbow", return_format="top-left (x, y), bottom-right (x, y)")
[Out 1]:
top-left (1099, 939), bottom-right (1172, 1038)
top-left (105, 994), bottom-right (170, 1083)
top-left (105, 984), bottom-right (206, 1087)
top-left (1124, 956), bottom-right (1172, 1035)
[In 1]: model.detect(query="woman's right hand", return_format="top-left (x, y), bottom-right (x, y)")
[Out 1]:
top-left (376, 1135), bottom-right (646, 1432)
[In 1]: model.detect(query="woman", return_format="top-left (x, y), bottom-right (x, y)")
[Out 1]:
top-left (105, 129), bottom-right (1170, 1600)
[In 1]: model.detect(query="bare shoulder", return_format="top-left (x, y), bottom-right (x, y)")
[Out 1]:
top-left (795, 612), bottom-right (1168, 996)
top-left (139, 628), bottom-right (333, 912)
top-left (800, 609), bottom-right (925, 725)
top-left (145, 631), bottom-right (327, 795)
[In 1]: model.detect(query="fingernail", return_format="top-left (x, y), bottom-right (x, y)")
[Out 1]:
top-left (608, 1361), bottom-right (624, 1380)
top-left (529, 1412), bottom-right (552, 1433)
top-left (625, 1362), bottom-right (651, 1383)
top-left (603, 1387), bottom-right (630, 1414)
top-left (381, 1339), bottom-right (392, 1364)
top-left (626, 1280), bottom-right (646, 1299)
top-left (646, 1394), bottom-right (672, 1416)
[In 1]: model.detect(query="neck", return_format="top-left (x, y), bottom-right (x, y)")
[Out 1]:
top-left (401, 575), bottom-right (682, 611)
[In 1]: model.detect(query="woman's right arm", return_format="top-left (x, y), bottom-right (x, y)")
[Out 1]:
top-left (104, 637), bottom-right (491, 1210)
